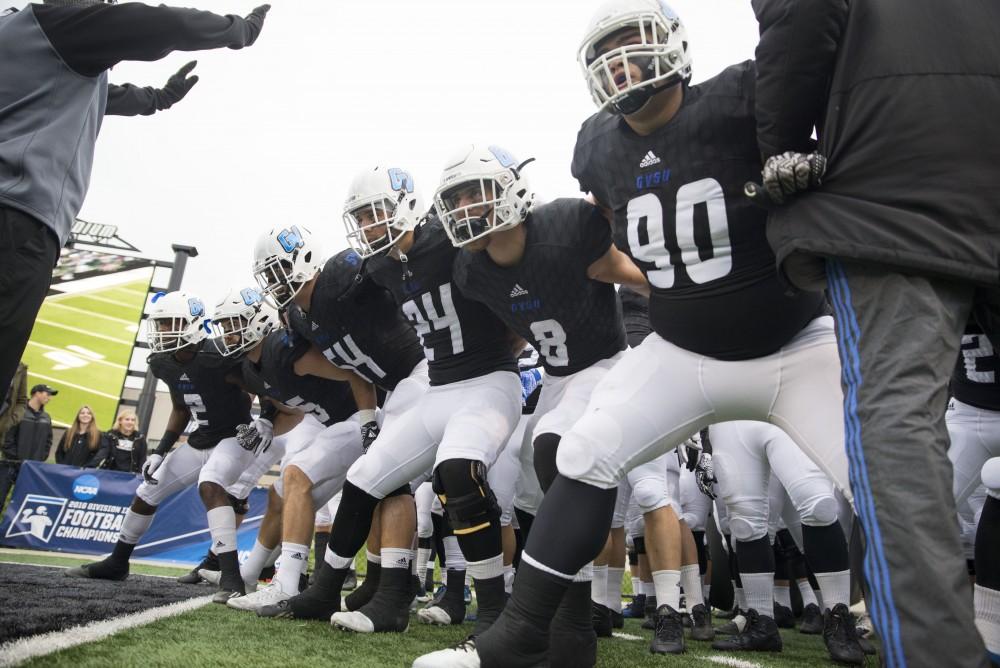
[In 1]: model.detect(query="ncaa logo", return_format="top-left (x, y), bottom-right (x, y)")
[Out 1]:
top-left (73, 474), bottom-right (101, 501)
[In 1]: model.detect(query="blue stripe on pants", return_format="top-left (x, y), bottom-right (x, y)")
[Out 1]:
top-left (825, 259), bottom-right (905, 667)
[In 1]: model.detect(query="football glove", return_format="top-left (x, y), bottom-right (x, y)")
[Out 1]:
top-left (360, 421), bottom-right (380, 453)
top-left (678, 432), bottom-right (703, 472)
top-left (157, 61), bottom-right (198, 110)
top-left (245, 4), bottom-right (271, 45)
top-left (693, 452), bottom-right (718, 500)
top-left (141, 454), bottom-right (163, 485)
top-left (761, 151), bottom-right (827, 205)
top-left (520, 368), bottom-right (542, 404)
top-left (236, 418), bottom-right (273, 455)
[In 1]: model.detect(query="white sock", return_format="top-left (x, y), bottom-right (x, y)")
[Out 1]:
top-left (975, 584), bottom-right (1000, 655)
top-left (681, 565), bottom-right (704, 608)
top-left (275, 542), bottom-right (308, 593)
top-left (774, 584), bottom-right (792, 609)
top-left (366, 550), bottom-right (381, 566)
top-left (324, 547), bottom-right (354, 570)
top-left (572, 562), bottom-right (594, 583)
top-left (416, 547), bottom-right (431, 580)
top-left (798, 579), bottom-right (819, 607)
top-left (814, 569), bottom-right (851, 610)
top-left (606, 567), bottom-right (625, 613)
top-left (240, 540), bottom-right (274, 583)
top-left (206, 506), bottom-right (237, 554)
top-left (592, 565), bottom-right (609, 606)
top-left (734, 585), bottom-right (747, 610)
top-left (467, 554), bottom-right (504, 580)
top-left (443, 536), bottom-right (466, 570)
top-left (651, 570), bottom-right (681, 609)
top-left (265, 545), bottom-right (280, 567)
top-left (631, 576), bottom-right (643, 597)
top-left (381, 547), bottom-right (413, 570)
top-left (503, 564), bottom-right (515, 594)
top-left (119, 510), bottom-right (154, 545)
top-left (740, 571), bottom-right (775, 617)
top-left (643, 580), bottom-right (656, 598)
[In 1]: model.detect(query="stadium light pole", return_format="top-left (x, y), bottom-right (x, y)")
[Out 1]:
top-left (135, 244), bottom-right (199, 433)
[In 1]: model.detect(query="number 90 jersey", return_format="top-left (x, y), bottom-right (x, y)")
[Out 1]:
top-left (572, 61), bottom-right (823, 361)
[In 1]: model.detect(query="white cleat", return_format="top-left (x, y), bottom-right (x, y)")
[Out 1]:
top-left (227, 581), bottom-right (292, 612)
top-left (412, 636), bottom-right (480, 668)
top-left (331, 610), bottom-right (376, 633)
top-left (417, 605), bottom-right (455, 625)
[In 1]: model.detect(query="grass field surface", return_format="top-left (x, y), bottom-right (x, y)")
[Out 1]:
top-left (22, 278), bottom-right (150, 431)
top-left (0, 551), bottom-right (864, 668)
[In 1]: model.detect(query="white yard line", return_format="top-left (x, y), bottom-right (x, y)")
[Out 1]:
top-left (700, 655), bottom-right (765, 668)
top-left (611, 631), bottom-right (644, 641)
top-left (58, 292), bottom-right (134, 308)
top-left (25, 341), bottom-right (128, 370)
top-left (26, 372), bottom-right (121, 400)
top-left (0, 595), bottom-right (212, 667)
top-left (33, 319), bottom-right (133, 346)
top-left (43, 301), bottom-right (137, 326)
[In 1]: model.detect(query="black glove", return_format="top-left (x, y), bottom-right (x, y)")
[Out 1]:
top-left (157, 61), bottom-right (199, 110)
top-left (244, 4), bottom-right (271, 45)
top-left (681, 433), bottom-right (703, 472)
top-left (693, 452), bottom-right (718, 500)
top-left (761, 151), bottom-right (827, 205)
top-left (360, 421), bottom-right (380, 453)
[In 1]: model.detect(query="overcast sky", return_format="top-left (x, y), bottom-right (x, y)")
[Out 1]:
top-left (37, 0), bottom-right (760, 305)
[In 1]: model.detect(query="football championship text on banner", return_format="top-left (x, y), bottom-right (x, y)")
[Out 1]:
top-left (0, 462), bottom-right (267, 565)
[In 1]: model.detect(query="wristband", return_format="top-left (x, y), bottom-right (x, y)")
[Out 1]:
top-left (358, 409), bottom-right (377, 425)
top-left (154, 430), bottom-right (180, 457)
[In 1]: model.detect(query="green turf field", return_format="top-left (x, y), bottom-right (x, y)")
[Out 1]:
top-left (0, 551), bottom-right (867, 668)
top-left (22, 278), bottom-right (150, 431)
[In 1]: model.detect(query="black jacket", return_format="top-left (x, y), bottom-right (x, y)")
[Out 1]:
top-left (2, 406), bottom-right (52, 462)
top-left (99, 429), bottom-right (147, 473)
top-left (753, 0), bottom-right (1000, 290)
top-left (55, 432), bottom-right (102, 468)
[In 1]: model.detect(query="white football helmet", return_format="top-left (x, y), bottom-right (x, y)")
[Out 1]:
top-left (211, 287), bottom-right (281, 356)
top-left (146, 291), bottom-right (210, 353)
top-left (578, 0), bottom-right (692, 115)
top-left (252, 225), bottom-right (322, 308)
top-left (343, 166), bottom-right (424, 259)
top-left (433, 144), bottom-right (535, 247)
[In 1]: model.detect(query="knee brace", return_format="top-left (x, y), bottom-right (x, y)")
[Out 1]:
top-left (727, 502), bottom-right (768, 543)
top-left (799, 494), bottom-right (840, 527)
top-left (432, 459), bottom-right (500, 535)
top-left (227, 493), bottom-right (249, 516)
top-left (532, 432), bottom-right (561, 493)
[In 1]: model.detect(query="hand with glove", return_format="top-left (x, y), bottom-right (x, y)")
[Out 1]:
top-left (761, 151), bottom-right (827, 205)
top-left (154, 61), bottom-right (199, 111)
top-left (693, 452), bottom-right (718, 500)
top-left (361, 421), bottom-right (380, 453)
top-left (236, 417), bottom-right (274, 455)
top-left (141, 454), bottom-right (164, 485)
top-left (244, 4), bottom-right (271, 46)
top-left (679, 432), bottom-right (703, 471)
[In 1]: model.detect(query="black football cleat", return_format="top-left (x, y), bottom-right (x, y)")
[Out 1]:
top-left (641, 595), bottom-right (658, 630)
top-left (711, 608), bottom-right (782, 652)
top-left (549, 582), bottom-right (597, 668)
top-left (178, 551), bottom-right (218, 584)
top-left (65, 558), bottom-right (129, 581)
top-left (259, 566), bottom-right (344, 620)
top-left (715, 609), bottom-right (747, 635)
top-left (650, 604), bottom-right (685, 655)
top-left (799, 602), bottom-right (824, 634)
top-left (689, 603), bottom-right (715, 641)
top-left (591, 601), bottom-right (613, 638)
top-left (823, 603), bottom-right (866, 665)
top-left (622, 593), bottom-right (645, 618)
top-left (774, 601), bottom-right (796, 628)
top-left (477, 612), bottom-right (550, 668)
top-left (610, 609), bottom-right (624, 629)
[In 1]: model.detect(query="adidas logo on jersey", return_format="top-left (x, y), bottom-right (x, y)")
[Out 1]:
top-left (639, 150), bottom-right (661, 168)
top-left (509, 284), bottom-right (529, 298)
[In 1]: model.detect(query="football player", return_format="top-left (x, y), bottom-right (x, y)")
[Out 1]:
top-left (473, 2), bottom-right (862, 666)
top-left (325, 163), bottom-right (522, 640)
top-left (251, 229), bottom-right (430, 624)
top-left (66, 291), bottom-right (251, 582)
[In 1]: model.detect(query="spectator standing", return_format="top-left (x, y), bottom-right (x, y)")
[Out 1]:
top-left (1, 384), bottom-right (56, 508)
top-left (100, 410), bottom-right (147, 473)
top-left (57, 405), bottom-right (103, 468)
top-left (0, 0), bottom-right (272, 397)
top-left (0, 362), bottom-right (28, 444)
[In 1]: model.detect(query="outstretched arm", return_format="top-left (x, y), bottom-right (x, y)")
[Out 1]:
top-left (105, 61), bottom-right (199, 116)
top-left (293, 346), bottom-right (377, 412)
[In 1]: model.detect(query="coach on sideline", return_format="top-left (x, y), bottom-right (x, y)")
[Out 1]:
top-left (0, 0), bottom-right (272, 395)
top-left (750, 1), bottom-right (1000, 666)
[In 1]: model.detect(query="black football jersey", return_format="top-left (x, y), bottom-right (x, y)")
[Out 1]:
top-left (148, 339), bottom-right (251, 449)
top-left (366, 215), bottom-right (517, 386)
top-left (241, 332), bottom-right (356, 427)
top-left (952, 321), bottom-right (1000, 411)
top-left (618, 286), bottom-right (652, 349)
top-left (572, 61), bottom-right (824, 360)
top-left (453, 198), bottom-right (626, 377)
top-left (287, 251), bottom-right (425, 393)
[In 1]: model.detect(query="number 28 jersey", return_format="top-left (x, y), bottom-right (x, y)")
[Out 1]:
top-left (572, 61), bottom-right (823, 360)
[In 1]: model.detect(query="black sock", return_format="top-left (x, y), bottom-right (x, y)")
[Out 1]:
top-left (802, 522), bottom-right (849, 574)
top-left (502, 562), bottom-right (570, 632)
top-left (110, 540), bottom-right (136, 564)
top-left (734, 536), bottom-right (774, 573)
top-left (328, 481), bottom-right (380, 559)
top-left (218, 551), bottom-right (242, 590)
top-left (724, 534), bottom-right (743, 588)
top-left (524, 475), bottom-right (616, 575)
top-left (513, 527), bottom-right (525, 569)
top-left (976, 496), bottom-right (1000, 590)
top-left (693, 530), bottom-right (707, 575)
top-left (345, 561), bottom-right (380, 610)
top-left (443, 568), bottom-right (467, 604)
top-left (472, 575), bottom-right (507, 635)
top-left (432, 512), bottom-right (447, 569)
top-left (773, 541), bottom-right (789, 581)
top-left (313, 530), bottom-right (330, 569)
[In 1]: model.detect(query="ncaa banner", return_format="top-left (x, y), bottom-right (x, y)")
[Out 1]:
top-left (0, 462), bottom-right (267, 565)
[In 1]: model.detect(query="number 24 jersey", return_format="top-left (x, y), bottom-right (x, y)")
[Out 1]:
top-left (572, 61), bottom-right (823, 361)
